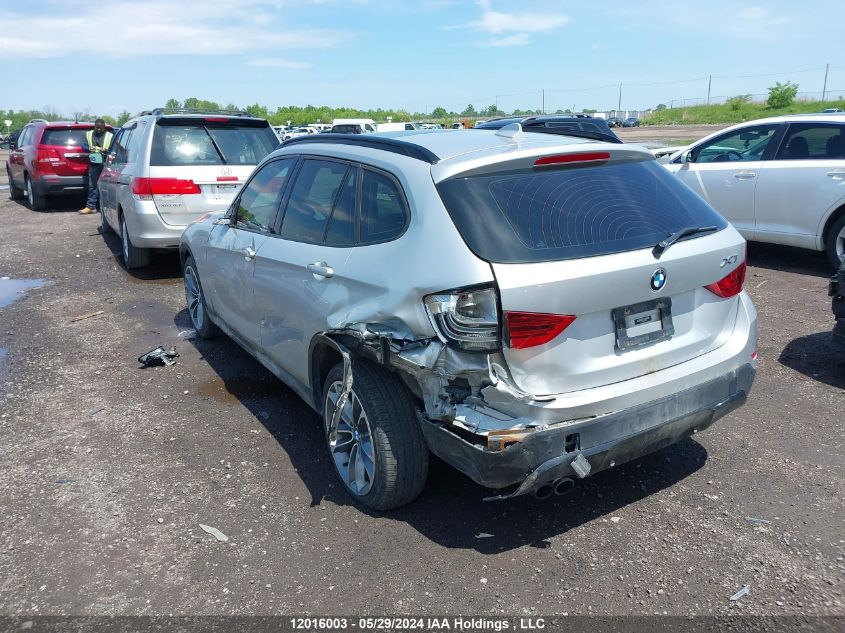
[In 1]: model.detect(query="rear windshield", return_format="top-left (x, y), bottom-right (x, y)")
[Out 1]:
top-left (436, 159), bottom-right (728, 263)
top-left (150, 122), bottom-right (278, 166)
top-left (41, 128), bottom-right (91, 147)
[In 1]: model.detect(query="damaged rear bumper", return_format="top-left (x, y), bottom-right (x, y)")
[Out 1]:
top-left (418, 363), bottom-right (755, 499)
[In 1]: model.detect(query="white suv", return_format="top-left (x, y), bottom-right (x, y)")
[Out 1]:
top-left (180, 127), bottom-right (758, 510)
top-left (664, 113), bottom-right (845, 267)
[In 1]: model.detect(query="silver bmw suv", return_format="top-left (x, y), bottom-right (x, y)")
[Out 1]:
top-left (99, 108), bottom-right (279, 269)
top-left (180, 126), bottom-right (758, 511)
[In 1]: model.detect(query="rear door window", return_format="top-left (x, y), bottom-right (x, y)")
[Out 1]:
top-left (150, 120), bottom-right (278, 166)
top-left (360, 169), bottom-right (408, 243)
top-left (776, 123), bottom-right (845, 160)
top-left (324, 167), bottom-right (357, 246)
top-left (279, 159), bottom-right (348, 244)
top-left (436, 159), bottom-right (728, 263)
top-left (235, 158), bottom-right (296, 232)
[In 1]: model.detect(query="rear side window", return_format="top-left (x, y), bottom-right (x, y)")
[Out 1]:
top-left (150, 121), bottom-right (278, 166)
top-left (280, 159), bottom-right (348, 243)
top-left (436, 159), bottom-right (728, 263)
top-left (324, 167), bottom-right (357, 246)
top-left (360, 169), bottom-right (408, 243)
top-left (41, 128), bottom-right (90, 147)
top-left (776, 123), bottom-right (845, 160)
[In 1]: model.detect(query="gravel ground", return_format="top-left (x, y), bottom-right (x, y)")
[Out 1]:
top-left (0, 185), bottom-right (842, 618)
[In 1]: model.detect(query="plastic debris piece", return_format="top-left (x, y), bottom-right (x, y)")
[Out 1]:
top-left (730, 585), bottom-right (750, 601)
top-left (138, 346), bottom-right (179, 368)
top-left (745, 517), bottom-right (771, 526)
top-left (199, 524), bottom-right (229, 543)
top-left (570, 453), bottom-right (592, 479)
top-left (88, 405), bottom-right (106, 416)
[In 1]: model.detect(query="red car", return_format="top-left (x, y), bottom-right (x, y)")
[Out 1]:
top-left (6, 119), bottom-right (114, 210)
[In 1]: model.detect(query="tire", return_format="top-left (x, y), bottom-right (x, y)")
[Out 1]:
top-left (322, 360), bottom-right (428, 511)
top-left (25, 175), bottom-right (46, 211)
top-left (183, 255), bottom-right (220, 339)
top-left (825, 214), bottom-right (845, 269)
top-left (7, 169), bottom-right (24, 200)
top-left (120, 215), bottom-right (150, 270)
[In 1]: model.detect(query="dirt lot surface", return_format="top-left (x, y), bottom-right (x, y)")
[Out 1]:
top-left (616, 124), bottom-right (724, 145)
top-left (0, 176), bottom-right (843, 618)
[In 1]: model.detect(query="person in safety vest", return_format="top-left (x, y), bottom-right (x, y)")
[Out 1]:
top-left (79, 118), bottom-right (113, 215)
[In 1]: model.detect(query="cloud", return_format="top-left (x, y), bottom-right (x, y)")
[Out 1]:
top-left (0, 1), bottom-right (350, 59)
top-left (247, 58), bottom-right (313, 69)
top-left (448, 0), bottom-right (569, 47)
top-left (480, 34), bottom-right (531, 48)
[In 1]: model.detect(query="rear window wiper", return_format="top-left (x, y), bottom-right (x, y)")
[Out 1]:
top-left (653, 225), bottom-right (718, 259)
top-left (202, 126), bottom-right (228, 164)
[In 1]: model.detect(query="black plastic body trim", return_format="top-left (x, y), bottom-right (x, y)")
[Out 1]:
top-left (281, 134), bottom-right (441, 164)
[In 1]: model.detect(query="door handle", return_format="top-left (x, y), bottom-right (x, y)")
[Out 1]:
top-left (243, 246), bottom-right (256, 261)
top-left (733, 171), bottom-right (756, 180)
top-left (307, 262), bottom-right (334, 278)
top-left (827, 170), bottom-right (845, 180)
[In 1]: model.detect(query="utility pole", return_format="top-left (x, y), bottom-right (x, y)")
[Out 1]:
top-left (541, 89), bottom-right (545, 115)
top-left (495, 95), bottom-right (498, 113)
top-left (617, 82), bottom-right (622, 113)
top-left (707, 74), bottom-right (712, 105)
top-left (823, 63), bottom-right (830, 101)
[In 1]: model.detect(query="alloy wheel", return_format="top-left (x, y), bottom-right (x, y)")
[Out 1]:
top-left (121, 218), bottom-right (130, 263)
top-left (184, 265), bottom-right (204, 330)
top-left (837, 225), bottom-right (845, 262)
top-left (325, 381), bottom-right (376, 495)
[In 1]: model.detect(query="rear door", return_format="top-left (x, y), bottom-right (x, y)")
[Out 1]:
top-left (754, 122), bottom-right (845, 249)
top-left (147, 117), bottom-right (279, 227)
top-left (255, 158), bottom-right (357, 385)
top-left (99, 126), bottom-right (132, 222)
top-left (8, 125), bottom-right (32, 185)
top-left (205, 157), bottom-right (296, 347)
top-left (667, 123), bottom-right (783, 239)
top-left (437, 156), bottom-right (746, 396)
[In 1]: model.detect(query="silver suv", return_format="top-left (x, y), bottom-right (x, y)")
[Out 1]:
top-left (99, 108), bottom-right (279, 268)
top-left (180, 127), bottom-right (758, 511)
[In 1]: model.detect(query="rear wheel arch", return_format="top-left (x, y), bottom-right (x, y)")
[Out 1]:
top-left (309, 338), bottom-right (346, 409)
top-left (822, 203), bottom-right (845, 267)
top-left (822, 203), bottom-right (845, 245)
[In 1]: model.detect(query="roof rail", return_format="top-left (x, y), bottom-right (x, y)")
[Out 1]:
top-left (281, 134), bottom-right (440, 164)
top-left (139, 107), bottom-right (252, 117)
top-left (28, 118), bottom-right (49, 124)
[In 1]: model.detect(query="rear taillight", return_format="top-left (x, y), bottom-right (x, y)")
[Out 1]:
top-left (132, 177), bottom-right (201, 200)
top-left (424, 286), bottom-right (499, 351)
top-left (35, 147), bottom-right (63, 171)
top-left (705, 260), bottom-right (746, 298)
top-left (505, 312), bottom-right (576, 349)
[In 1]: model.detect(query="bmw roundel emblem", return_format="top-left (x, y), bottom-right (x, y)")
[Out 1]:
top-left (650, 268), bottom-right (667, 292)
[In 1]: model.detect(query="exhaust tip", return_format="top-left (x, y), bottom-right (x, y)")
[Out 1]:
top-left (554, 477), bottom-right (575, 496)
top-left (533, 484), bottom-right (555, 500)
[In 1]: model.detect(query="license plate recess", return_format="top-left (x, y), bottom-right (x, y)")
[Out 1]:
top-left (612, 297), bottom-right (674, 353)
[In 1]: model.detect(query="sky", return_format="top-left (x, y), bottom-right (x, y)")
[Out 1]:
top-left (1, 0), bottom-right (843, 118)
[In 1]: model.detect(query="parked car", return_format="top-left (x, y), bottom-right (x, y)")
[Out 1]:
top-left (180, 128), bottom-right (757, 511)
top-left (282, 127), bottom-right (318, 141)
top-left (331, 118), bottom-right (377, 134)
top-left (98, 108), bottom-right (278, 269)
top-left (831, 258), bottom-right (845, 345)
top-left (664, 113), bottom-right (845, 268)
top-left (473, 115), bottom-right (621, 143)
top-left (822, 108), bottom-right (844, 114)
top-left (377, 122), bottom-right (419, 133)
top-left (329, 124), bottom-right (366, 134)
top-left (6, 119), bottom-right (113, 210)
top-left (606, 117), bottom-right (623, 128)
top-left (450, 122), bottom-right (464, 129)
top-left (623, 117), bottom-right (640, 127)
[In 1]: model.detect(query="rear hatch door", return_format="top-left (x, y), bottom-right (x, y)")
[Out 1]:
top-left (435, 151), bottom-right (747, 396)
top-left (147, 117), bottom-right (279, 226)
top-left (39, 127), bottom-right (96, 177)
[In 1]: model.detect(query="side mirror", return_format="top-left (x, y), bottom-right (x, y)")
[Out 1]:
top-left (8, 140), bottom-right (16, 150)
top-left (682, 150), bottom-right (693, 164)
top-left (212, 218), bottom-right (231, 227)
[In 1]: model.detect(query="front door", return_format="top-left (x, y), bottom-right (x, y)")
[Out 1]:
top-left (668, 123), bottom-right (783, 239)
top-left (204, 157), bottom-right (296, 347)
